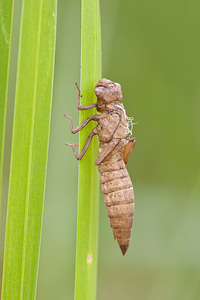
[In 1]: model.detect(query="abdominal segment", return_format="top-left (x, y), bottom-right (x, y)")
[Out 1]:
top-left (98, 151), bottom-right (135, 255)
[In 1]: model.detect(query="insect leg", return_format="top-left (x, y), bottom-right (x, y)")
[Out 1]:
top-left (65, 127), bottom-right (98, 160)
top-left (75, 82), bottom-right (97, 110)
top-left (64, 113), bottom-right (100, 134)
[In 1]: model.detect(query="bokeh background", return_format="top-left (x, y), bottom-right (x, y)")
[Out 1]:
top-left (1, 0), bottom-right (200, 299)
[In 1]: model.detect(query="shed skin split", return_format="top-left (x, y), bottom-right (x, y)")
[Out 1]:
top-left (65, 78), bottom-right (136, 255)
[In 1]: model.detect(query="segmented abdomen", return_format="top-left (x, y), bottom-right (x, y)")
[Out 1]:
top-left (98, 151), bottom-right (134, 255)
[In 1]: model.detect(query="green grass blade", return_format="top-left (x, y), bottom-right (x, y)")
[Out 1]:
top-left (0, 0), bottom-right (14, 207)
top-left (1, 0), bottom-right (57, 299)
top-left (74, 0), bottom-right (102, 299)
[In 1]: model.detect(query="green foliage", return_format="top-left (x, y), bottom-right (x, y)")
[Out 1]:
top-left (1, 0), bottom-right (57, 298)
top-left (0, 0), bottom-right (14, 207)
top-left (74, 0), bottom-right (102, 299)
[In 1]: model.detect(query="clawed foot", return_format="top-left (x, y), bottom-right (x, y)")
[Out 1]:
top-left (75, 81), bottom-right (79, 91)
top-left (65, 142), bottom-right (79, 147)
top-left (65, 142), bottom-right (80, 160)
top-left (64, 113), bottom-right (71, 119)
top-left (75, 82), bottom-right (82, 97)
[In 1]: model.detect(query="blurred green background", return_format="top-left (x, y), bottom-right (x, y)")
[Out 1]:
top-left (1, 0), bottom-right (200, 299)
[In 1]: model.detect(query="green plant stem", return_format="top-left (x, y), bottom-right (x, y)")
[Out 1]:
top-left (1, 0), bottom-right (57, 299)
top-left (74, 0), bottom-right (102, 299)
top-left (0, 0), bottom-right (14, 210)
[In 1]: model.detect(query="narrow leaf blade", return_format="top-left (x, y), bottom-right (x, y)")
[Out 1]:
top-left (74, 0), bottom-right (102, 299)
top-left (1, 0), bottom-right (57, 298)
top-left (0, 0), bottom-right (14, 207)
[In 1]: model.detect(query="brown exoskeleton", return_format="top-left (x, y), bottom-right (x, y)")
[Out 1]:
top-left (65, 78), bottom-right (136, 255)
